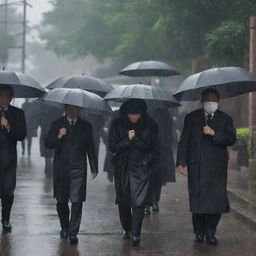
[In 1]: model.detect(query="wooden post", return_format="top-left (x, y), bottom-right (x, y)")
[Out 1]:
top-left (249, 16), bottom-right (256, 130)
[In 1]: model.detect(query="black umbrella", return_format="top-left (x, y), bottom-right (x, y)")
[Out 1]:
top-left (0, 71), bottom-right (45, 98)
top-left (41, 88), bottom-right (112, 114)
top-left (173, 67), bottom-right (256, 101)
top-left (119, 61), bottom-right (180, 77)
top-left (104, 84), bottom-right (180, 108)
top-left (46, 75), bottom-right (113, 97)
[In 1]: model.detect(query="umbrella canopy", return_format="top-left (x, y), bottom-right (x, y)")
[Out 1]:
top-left (119, 61), bottom-right (180, 77)
top-left (41, 88), bottom-right (112, 114)
top-left (104, 84), bottom-right (180, 108)
top-left (173, 67), bottom-right (256, 101)
top-left (46, 75), bottom-right (113, 97)
top-left (0, 71), bottom-right (46, 98)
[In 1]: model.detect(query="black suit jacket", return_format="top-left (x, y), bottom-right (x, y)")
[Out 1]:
top-left (0, 105), bottom-right (26, 196)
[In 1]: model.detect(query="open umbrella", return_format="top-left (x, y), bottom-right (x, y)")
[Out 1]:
top-left (0, 71), bottom-right (45, 98)
top-left (41, 88), bottom-right (112, 114)
top-left (119, 61), bottom-right (180, 77)
top-left (173, 67), bottom-right (256, 101)
top-left (104, 84), bottom-right (180, 108)
top-left (46, 75), bottom-right (113, 97)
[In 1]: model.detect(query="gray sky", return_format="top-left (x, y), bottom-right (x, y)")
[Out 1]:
top-left (0, 0), bottom-right (52, 24)
top-left (27, 0), bottom-right (52, 25)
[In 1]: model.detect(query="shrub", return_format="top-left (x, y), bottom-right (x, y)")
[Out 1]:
top-left (236, 128), bottom-right (256, 159)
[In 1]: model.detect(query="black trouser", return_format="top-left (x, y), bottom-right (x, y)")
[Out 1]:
top-left (1, 195), bottom-right (14, 223)
top-left (150, 169), bottom-right (162, 205)
top-left (118, 204), bottom-right (145, 236)
top-left (21, 137), bottom-right (32, 155)
top-left (152, 181), bottom-right (162, 204)
top-left (56, 202), bottom-right (83, 235)
top-left (192, 213), bottom-right (221, 236)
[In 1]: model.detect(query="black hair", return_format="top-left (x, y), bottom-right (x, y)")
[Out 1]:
top-left (201, 88), bottom-right (220, 101)
top-left (120, 99), bottom-right (147, 116)
top-left (0, 85), bottom-right (14, 98)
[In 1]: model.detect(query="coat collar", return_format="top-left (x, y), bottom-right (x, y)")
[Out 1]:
top-left (201, 108), bottom-right (221, 127)
top-left (64, 115), bottom-right (81, 127)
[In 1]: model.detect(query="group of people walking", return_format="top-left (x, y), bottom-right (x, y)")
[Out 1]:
top-left (0, 84), bottom-right (236, 247)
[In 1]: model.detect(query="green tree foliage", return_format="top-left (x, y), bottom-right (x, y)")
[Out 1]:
top-left (205, 21), bottom-right (248, 66)
top-left (41, 0), bottom-right (256, 73)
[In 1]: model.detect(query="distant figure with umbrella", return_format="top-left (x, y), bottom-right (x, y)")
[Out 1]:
top-left (177, 88), bottom-right (236, 245)
top-left (0, 85), bottom-right (26, 231)
top-left (81, 111), bottom-right (106, 159)
top-left (21, 100), bottom-right (40, 156)
top-left (43, 88), bottom-right (109, 244)
top-left (145, 108), bottom-right (176, 214)
top-left (108, 99), bottom-right (159, 246)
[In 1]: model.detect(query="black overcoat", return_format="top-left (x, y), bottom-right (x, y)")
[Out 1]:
top-left (0, 105), bottom-right (26, 197)
top-left (45, 116), bottom-right (98, 202)
top-left (148, 108), bottom-right (176, 184)
top-left (176, 109), bottom-right (236, 214)
top-left (109, 115), bottom-right (160, 207)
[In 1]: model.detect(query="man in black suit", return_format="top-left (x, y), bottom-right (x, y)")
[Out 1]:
top-left (0, 85), bottom-right (26, 231)
top-left (177, 88), bottom-right (236, 246)
top-left (45, 104), bottom-right (98, 244)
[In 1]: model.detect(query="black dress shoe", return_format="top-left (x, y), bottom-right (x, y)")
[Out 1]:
top-left (206, 235), bottom-right (218, 246)
top-left (60, 229), bottom-right (69, 239)
top-left (144, 206), bottom-right (151, 215)
top-left (132, 234), bottom-right (141, 246)
top-left (69, 234), bottom-right (78, 245)
top-left (152, 203), bottom-right (159, 212)
top-left (123, 230), bottom-right (131, 239)
top-left (2, 221), bottom-right (12, 232)
top-left (194, 234), bottom-right (204, 243)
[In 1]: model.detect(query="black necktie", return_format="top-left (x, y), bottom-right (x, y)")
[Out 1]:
top-left (207, 114), bottom-right (212, 122)
top-left (71, 120), bottom-right (75, 126)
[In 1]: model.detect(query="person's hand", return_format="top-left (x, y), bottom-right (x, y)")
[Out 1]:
top-left (203, 126), bottom-right (215, 136)
top-left (58, 127), bottom-right (67, 139)
top-left (128, 130), bottom-right (136, 140)
top-left (1, 117), bottom-right (9, 129)
top-left (178, 165), bottom-right (187, 176)
top-left (91, 172), bottom-right (97, 180)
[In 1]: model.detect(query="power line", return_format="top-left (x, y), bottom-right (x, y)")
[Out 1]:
top-left (0, 0), bottom-right (32, 73)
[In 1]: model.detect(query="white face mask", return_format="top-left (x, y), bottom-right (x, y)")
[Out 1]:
top-left (203, 102), bottom-right (218, 114)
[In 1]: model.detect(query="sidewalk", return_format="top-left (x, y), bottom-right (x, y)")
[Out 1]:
top-left (0, 140), bottom-right (255, 256)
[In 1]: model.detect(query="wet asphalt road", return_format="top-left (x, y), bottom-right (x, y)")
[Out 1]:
top-left (0, 138), bottom-right (256, 256)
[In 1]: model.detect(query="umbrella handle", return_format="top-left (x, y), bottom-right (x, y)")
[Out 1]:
top-left (1, 110), bottom-right (5, 130)
top-left (204, 116), bottom-right (208, 126)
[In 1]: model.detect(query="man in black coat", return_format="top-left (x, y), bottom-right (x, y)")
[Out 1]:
top-left (45, 104), bottom-right (98, 244)
top-left (146, 108), bottom-right (176, 214)
top-left (0, 85), bottom-right (26, 231)
top-left (109, 99), bottom-right (159, 246)
top-left (177, 88), bottom-right (236, 245)
top-left (21, 100), bottom-right (39, 156)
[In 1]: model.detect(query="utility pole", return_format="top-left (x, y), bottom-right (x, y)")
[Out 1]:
top-left (21, 0), bottom-right (27, 73)
top-left (0, 0), bottom-right (31, 73)
top-left (3, 0), bottom-right (8, 68)
top-left (4, 0), bottom-right (8, 34)
top-left (249, 16), bottom-right (256, 131)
